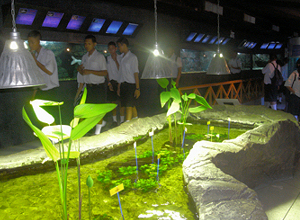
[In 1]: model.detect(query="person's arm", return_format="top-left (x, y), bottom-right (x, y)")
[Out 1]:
top-left (285, 73), bottom-right (296, 94)
top-left (134, 72), bottom-right (140, 99)
top-left (82, 69), bottom-right (108, 76)
top-left (31, 52), bottom-right (53, 75)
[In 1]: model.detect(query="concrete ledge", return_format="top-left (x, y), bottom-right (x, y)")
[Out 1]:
top-left (183, 105), bottom-right (300, 220)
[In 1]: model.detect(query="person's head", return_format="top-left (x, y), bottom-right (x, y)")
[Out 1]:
top-left (116, 37), bottom-right (129, 53)
top-left (270, 53), bottom-right (277, 61)
top-left (231, 51), bottom-right (238, 59)
top-left (84, 35), bottom-right (97, 53)
top-left (296, 59), bottom-right (300, 69)
top-left (27, 30), bottom-right (42, 51)
top-left (108, 41), bottom-right (117, 55)
top-left (283, 57), bottom-right (289, 65)
top-left (165, 45), bottom-right (175, 58)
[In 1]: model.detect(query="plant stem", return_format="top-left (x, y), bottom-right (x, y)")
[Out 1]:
top-left (55, 162), bottom-right (67, 220)
top-left (88, 188), bottom-right (91, 220)
top-left (77, 157), bottom-right (82, 219)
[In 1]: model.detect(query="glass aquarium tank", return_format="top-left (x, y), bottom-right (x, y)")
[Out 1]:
top-left (252, 54), bottom-right (269, 70)
top-left (238, 53), bottom-right (251, 70)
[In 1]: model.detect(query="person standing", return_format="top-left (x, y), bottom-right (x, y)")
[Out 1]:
top-left (165, 45), bottom-right (182, 87)
top-left (28, 30), bottom-right (59, 100)
top-left (262, 54), bottom-right (281, 110)
top-left (117, 37), bottom-right (140, 122)
top-left (285, 59), bottom-right (300, 121)
top-left (228, 51), bottom-right (242, 74)
top-left (75, 35), bottom-right (108, 134)
top-left (106, 41), bottom-right (124, 126)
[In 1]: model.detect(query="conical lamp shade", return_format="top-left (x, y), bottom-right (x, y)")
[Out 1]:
top-left (0, 32), bottom-right (45, 89)
top-left (141, 52), bottom-right (173, 79)
top-left (206, 55), bottom-right (230, 75)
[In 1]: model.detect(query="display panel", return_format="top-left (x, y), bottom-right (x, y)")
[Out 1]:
top-left (215, 37), bottom-right (224, 44)
top-left (222, 38), bottom-right (230, 45)
top-left (15, 8), bottom-right (37, 25)
top-left (106, 21), bottom-right (123, 34)
top-left (123, 23), bottom-right (138, 35)
top-left (250, 43), bottom-right (257, 49)
top-left (88, 18), bottom-right (105, 32)
top-left (209, 36), bottom-right (217, 44)
top-left (201, 35), bottom-right (211, 43)
top-left (186, 32), bottom-right (197, 41)
top-left (275, 43), bottom-right (283, 49)
top-left (66, 15), bottom-right (86, 30)
top-left (194, 34), bottom-right (205, 42)
top-left (260, 43), bottom-right (269, 49)
top-left (267, 43), bottom-right (276, 49)
top-left (42, 11), bottom-right (64, 28)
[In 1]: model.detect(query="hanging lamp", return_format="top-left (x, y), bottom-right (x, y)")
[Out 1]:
top-left (0, 0), bottom-right (45, 89)
top-left (206, 0), bottom-right (230, 75)
top-left (141, 0), bottom-right (172, 79)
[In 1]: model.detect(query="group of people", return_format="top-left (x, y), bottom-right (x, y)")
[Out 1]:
top-left (262, 53), bottom-right (300, 121)
top-left (27, 30), bottom-right (182, 135)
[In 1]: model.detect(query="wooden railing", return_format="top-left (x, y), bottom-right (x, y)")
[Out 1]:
top-left (178, 78), bottom-right (264, 106)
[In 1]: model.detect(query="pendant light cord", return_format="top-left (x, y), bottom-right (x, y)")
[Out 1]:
top-left (217, 0), bottom-right (220, 53)
top-left (154, 0), bottom-right (158, 49)
top-left (11, 0), bottom-right (17, 32)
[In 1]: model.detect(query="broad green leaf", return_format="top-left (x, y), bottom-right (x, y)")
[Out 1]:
top-left (171, 79), bottom-right (176, 88)
top-left (70, 118), bottom-right (80, 128)
top-left (182, 93), bottom-right (188, 102)
top-left (156, 78), bottom-right (169, 89)
top-left (160, 91), bottom-right (171, 108)
top-left (86, 175), bottom-right (94, 188)
top-left (41, 125), bottom-right (71, 141)
top-left (187, 93), bottom-right (196, 99)
top-left (30, 99), bottom-right (64, 106)
top-left (32, 105), bottom-right (55, 125)
top-left (189, 106), bottom-right (209, 113)
top-left (22, 107), bottom-right (59, 162)
top-left (79, 87), bottom-right (87, 105)
top-left (70, 114), bottom-right (105, 140)
top-left (167, 101), bottom-right (180, 116)
top-left (195, 95), bottom-right (212, 109)
top-left (63, 151), bottom-right (80, 159)
top-left (170, 88), bottom-right (181, 103)
top-left (74, 103), bottom-right (117, 118)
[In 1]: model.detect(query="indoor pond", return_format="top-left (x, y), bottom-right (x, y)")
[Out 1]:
top-left (0, 124), bottom-right (248, 220)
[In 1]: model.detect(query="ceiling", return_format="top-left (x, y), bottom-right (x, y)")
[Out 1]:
top-left (97, 0), bottom-right (300, 42)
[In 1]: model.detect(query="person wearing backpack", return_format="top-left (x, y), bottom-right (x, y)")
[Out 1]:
top-left (262, 54), bottom-right (282, 110)
top-left (284, 59), bottom-right (300, 121)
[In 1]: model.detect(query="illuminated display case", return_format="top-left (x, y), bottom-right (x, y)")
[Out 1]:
top-left (88, 18), bottom-right (106, 32)
top-left (42, 11), bottom-right (64, 28)
top-left (66, 15), bottom-right (86, 30)
top-left (106, 21), bottom-right (123, 34)
top-left (180, 49), bottom-right (216, 72)
top-left (15, 8), bottom-right (37, 25)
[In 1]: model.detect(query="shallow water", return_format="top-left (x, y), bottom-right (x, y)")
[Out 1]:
top-left (0, 124), bottom-right (247, 220)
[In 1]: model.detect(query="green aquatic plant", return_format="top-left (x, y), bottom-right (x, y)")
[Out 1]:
top-left (93, 214), bottom-right (114, 220)
top-left (111, 178), bottom-right (132, 190)
top-left (23, 88), bottom-right (117, 220)
top-left (97, 170), bottom-right (113, 185)
top-left (86, 175), bottom-right (94, 220)
top-left (137, 150), bottom-right (153, 158)
top-left (118, 166), bottom-right (137, 176)
top-left (133, 178), bottom-right (158, 192)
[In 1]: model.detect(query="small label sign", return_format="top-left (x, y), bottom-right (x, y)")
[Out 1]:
top-left (110, 183), bottom-right (124, 196)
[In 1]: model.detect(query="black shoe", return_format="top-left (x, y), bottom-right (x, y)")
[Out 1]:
top-left (111, 121), bottom-right (118, 128)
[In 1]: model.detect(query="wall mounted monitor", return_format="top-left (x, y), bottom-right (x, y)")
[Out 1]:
top-left (222, 38), bottom-right (230, 45)
top-left (215, 37), bottom-right (224, 44)
top-left (194, 33), bottom-right (205, 42)
top-left (275, 43), bottom-right (283, 49)
top-left (244, 42), bottom-right (250, 48)
top-left (42, 11), bottom-right (64, 28)
top-left (250, 43), bottom-right (257, 49)
top-left (209, 36), bottom-right (218, 44)
top-left (106, 21), bottom-right (123, 34)
top-left (15, 8), bottom-right (37, 25)
top-left (186, 32), bottom-right (197, 41)
top-left (88, 18), bottom-right (106, 32)
top-left (123, 23), bottom-right (139, 35)
top-left (267, 43), bottom-right (276, 49)
top-left (260, 43), bottom-right (269, 49)
top-left (66, 15), bottom-right (86, 30)
top-left (202, 35), bottom-right (211, 43)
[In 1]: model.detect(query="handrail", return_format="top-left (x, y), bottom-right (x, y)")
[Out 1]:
top-left (178, 78), bottom-right (264, 106)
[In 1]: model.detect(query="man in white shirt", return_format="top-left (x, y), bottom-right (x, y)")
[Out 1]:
top-left (117, 37), bottom-right (140, 122)
top-left (107, 41), bottom-right (124, 125)
top-left (75, 35), bottom-right (108, 134)
top-left (262, 54), bottom-right (281, 110)
top-left (228, 51), bottom-right (242, 74)
top-left (165, 45), bottom-right (182, 87)
top-left (28, 30), bottom-right (59, 100)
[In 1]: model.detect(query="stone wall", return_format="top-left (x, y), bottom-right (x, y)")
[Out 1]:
top-left (183, 105), bottom-right (300, 220)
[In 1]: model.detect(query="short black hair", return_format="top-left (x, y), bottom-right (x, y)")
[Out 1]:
top-left (116, 37), bottom-right (129, 47)
top-left (108, 41), bottom-right (117, 47)
top-left (27, 30), bottom-right (42, 40)
top-left (270, 53), bottom-right (277, 61)
top-left (85, 35), bottom-right (96, 43)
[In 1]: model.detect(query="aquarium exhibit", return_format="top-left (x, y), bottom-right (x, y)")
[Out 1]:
top-left (1, 0), bottom-right (300, 219)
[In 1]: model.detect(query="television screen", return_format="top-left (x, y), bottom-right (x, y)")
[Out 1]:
top-left (186, 32), bottom-right (197, 41)
top-left (194, 33), bottom-right (205, 42)
top-left (244, 42), bottom-right (250, 47)
top-left (260, 43), bottom-right (269, 49)
top-left (250, 43), bottom-right (257, 49)
top-left (222, 38), bottom-right (230, 45)
top-left (88, 18), bottom-right (106, 32)
top-left (209, 36), bottom-right (217, 44)
top-left (267, 43), bottom-right (276, 49)
top-left (16, 8), bottom-right (37, 25)
top-left (202, 35), bottom-right (211, 43)
top-left (66, 15), bottom-right (86, 30)
top-left (106, 21), bottom-right (123, 34)
top-left (123, 23), bottom-right (138, 35)
top-left (275, 43), bottom-right (283, 49)
top-left (215, 37), bottom-right (224, 44)
top-left (42, 11), bottom-right (64, 28)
